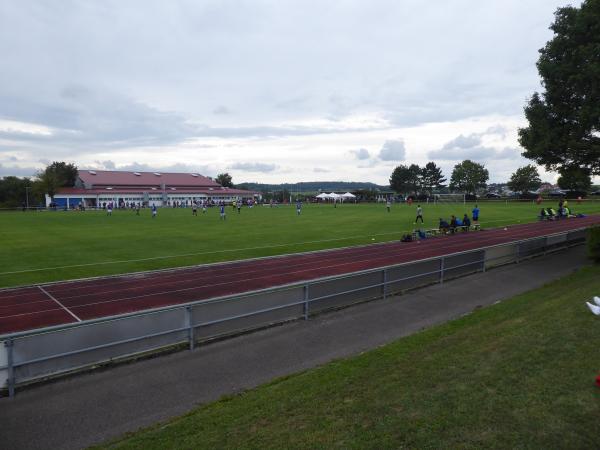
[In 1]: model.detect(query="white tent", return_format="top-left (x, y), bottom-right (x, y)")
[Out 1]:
top-left (329, 192), bottom-right (341, 199)
top-left (341, 192), bottom-right (355, 198)
top-left (316, 193), bottom-right (330, 199)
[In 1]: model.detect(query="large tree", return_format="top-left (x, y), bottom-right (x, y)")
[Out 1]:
top-left (389, 164), bottom-right (420, 195)
top-left (215, 172), bottom-right (234, 188)
top-left (35, 161), bottom-right (78, 200)
top-left (518, 0), bottom-right (600, 176)
top-left (420, 162), bottom-right (446, 194)
top-left (557, 166), bottom-right (592, 192)
top-left (449, 160), bottom-right (489, 195)
top-left (507, 165), bottom-right (542, 194)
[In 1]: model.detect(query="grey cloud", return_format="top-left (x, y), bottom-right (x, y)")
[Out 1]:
top-left (228, 162), bottom-right (278, 172)
top-left (429, 146), bottom-right (497, 161)
top-left (378, 140), bottom-right (405, 161)
top-left (350, 148), bottom-right (370, 160)
top-left (83, 161), bottom-right (214, 176)
top-left (0, 164), bottom-right (40, 178)
top-left (213, 106), bottom-right (232, 115)
top-left (313, 167), bottom-right (330, 173)
top-left (0, 86), bottom-right (197, 149)
top-left (429, 131), bottom-right (523, 161)
top-left (442, 134), bottom-right (481, 150)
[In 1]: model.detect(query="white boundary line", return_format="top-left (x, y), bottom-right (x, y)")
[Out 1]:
top-left (38, 286), bottom-right (82, 322)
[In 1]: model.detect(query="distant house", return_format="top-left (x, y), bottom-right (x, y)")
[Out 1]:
top-left (47, 170), bottom-right (259, 208)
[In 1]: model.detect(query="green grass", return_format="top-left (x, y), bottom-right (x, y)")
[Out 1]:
top-left (98, 264), bottom-right (600, 449)
top-left (1, 200), bottom-right (599, 288)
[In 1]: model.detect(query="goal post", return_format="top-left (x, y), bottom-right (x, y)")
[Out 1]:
top-left (434, 193), bottom-right (466, 205)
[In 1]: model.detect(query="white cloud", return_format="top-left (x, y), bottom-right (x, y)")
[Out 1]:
top-left (378, 140), bottom-right (406, 161)
top-left (350, 148), bottom-right (371, 160)
top-left (0, 0), bottom-right (575, 184)
top-left (228, 162), bottom-right (278, 173)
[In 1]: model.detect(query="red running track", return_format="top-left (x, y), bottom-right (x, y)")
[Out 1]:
top-left (1, 216), bottom-right (599, 335)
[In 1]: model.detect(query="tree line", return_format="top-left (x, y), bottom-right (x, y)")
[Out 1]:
top-left (0, 162), bottom-right (78, 208)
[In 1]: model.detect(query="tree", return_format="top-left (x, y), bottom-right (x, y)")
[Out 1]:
top-left (449, 160), bottom-right (489, 195)
top-left (0, 176), bottom-right (37, 208)
top-left (215, 173), bottom-right (234, 188)
top-left (557, 166), bottom-right (592, 192)
top-left (518, 0), bottom-right (600, 176)
top-left (420, 162), bottom-right (446, 194)
top-left (507, 165), bottom-right (542, 194)
top-left (34, 161), bottom-right (78, 200)
top-left (389, 164), bottom-right (420, 195)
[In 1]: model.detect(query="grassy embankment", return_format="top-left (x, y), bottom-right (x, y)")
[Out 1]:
top-left (100, 264), bottom-right (600, 449)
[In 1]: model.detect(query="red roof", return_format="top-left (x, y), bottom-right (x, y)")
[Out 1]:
top-left (57, 187), bottom-right (257, 196)
top-left (79, 170), bottom-right (220, 188)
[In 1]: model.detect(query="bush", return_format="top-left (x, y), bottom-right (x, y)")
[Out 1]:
top-left (588, 226), bottom-right (600, 263)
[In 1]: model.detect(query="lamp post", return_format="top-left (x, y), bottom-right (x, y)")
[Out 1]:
top-left (25, 186), bottom-right (31, 210)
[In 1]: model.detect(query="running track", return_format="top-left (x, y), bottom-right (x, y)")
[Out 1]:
top-left (1, 216), bottom-right (599, 335)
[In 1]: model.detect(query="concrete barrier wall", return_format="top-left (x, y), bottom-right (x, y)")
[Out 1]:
top-left (485, 244), bottom-right (517, 269)
top-left (193, 287), bottom-right (305, 340)
top-left (13, 308), bottom-right (188, 385)
top-left (0, 342), bottom-right (6, 389)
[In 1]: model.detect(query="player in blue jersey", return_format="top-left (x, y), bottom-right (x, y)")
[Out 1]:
top-left (151, 204), bottom-right (157, 218)
top-left (220, 203), bottom-right (226, 220)
top-left (472, 204), bottom-right (480, 223)
top-left (296, 200), bottom-right (302, 216)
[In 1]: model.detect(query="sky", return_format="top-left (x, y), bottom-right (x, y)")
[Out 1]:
top-left (0, 0), bottom-right (588, 185)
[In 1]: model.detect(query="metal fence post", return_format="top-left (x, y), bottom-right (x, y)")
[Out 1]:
top-left (303, 284), bottom-right (309, 320)
top-left (6, 338), bottom-right (14, 397)
top-left (439, 257), bottom-right (445, 284)
top-left (382, 268), bottom-right (388, 299)
top-left (186, 306), bottom-right (195, 350)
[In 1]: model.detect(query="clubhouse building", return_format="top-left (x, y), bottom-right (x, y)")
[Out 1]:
top-left (47, 170), bottom-right (259, 208)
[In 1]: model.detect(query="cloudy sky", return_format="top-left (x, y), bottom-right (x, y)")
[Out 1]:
top-left (0, 0), bottom-right (586, 185)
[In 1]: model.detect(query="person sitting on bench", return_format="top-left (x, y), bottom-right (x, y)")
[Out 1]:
top-left (463, 213), bottom-right (471, 228)
top-left (449, 215), bottom-right (458, 233)
top-left (439, 218), bottom-right (450, 233)
top-left (539, 208), bottom-right (550, 220)
top-left (546, 207), bottom-right (556, 219)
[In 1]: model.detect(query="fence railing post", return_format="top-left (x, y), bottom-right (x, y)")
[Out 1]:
top-left (439, 257), bottom-right (445, 284)
top-left (382, 268), bottom-right (388, 299)
top-left (303, 284), bottom-right (309, 320)
top-left (6, 338), bottom-right (14, 397)
top-left (186, 306), bottom-right (195, 350)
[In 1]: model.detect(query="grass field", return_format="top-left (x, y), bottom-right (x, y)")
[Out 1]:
top-left (99, 264), bottom-right (600, 449)
top-left (1, 200), bottom-right (599, 288)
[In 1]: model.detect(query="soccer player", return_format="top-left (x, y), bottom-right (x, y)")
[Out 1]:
top-left (472, 204), bottom-right (480, 223)
top-left (220, 203), bottom-right (226, 220)
top-left (386, 199), bottom-right (391, 213)
top-left (135, 203), bottom-right (140, 216)
top-left (192, 202), bottom-right (198, 216)
top-left (237, 201), bottom-right (242, 214)
top-left (107, 202), bottom-right (113, 216)
top-left (296, 200), bottom-right (302, 216)
top-left (151, 204), bottom-right (157, 218)
top-left (415, 205), bottom-right (423, 224)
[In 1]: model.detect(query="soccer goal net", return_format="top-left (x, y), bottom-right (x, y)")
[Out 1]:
top-left (433, 193), bottom-right (466, 205)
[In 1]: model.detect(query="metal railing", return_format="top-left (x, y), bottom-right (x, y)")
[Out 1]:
top-left (0, 228), bottom-right (587, 397)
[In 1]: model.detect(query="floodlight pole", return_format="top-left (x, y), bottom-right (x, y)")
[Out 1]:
top-left (25, 186), bottom-right (31, 210)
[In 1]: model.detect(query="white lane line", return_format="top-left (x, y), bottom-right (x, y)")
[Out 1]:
top-left (38, 286), bottom-right (82, 322)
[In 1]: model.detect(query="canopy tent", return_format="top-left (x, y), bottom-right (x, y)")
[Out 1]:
top-left (328, 192), bottom-right (341, 199)
top-left (341, 192), bottom-right (355, 198)
top-left (315, 193), bottom-right (330, 199)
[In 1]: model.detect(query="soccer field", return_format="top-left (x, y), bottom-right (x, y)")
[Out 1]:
top-left (1, 200), bottom-right (599, 288)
